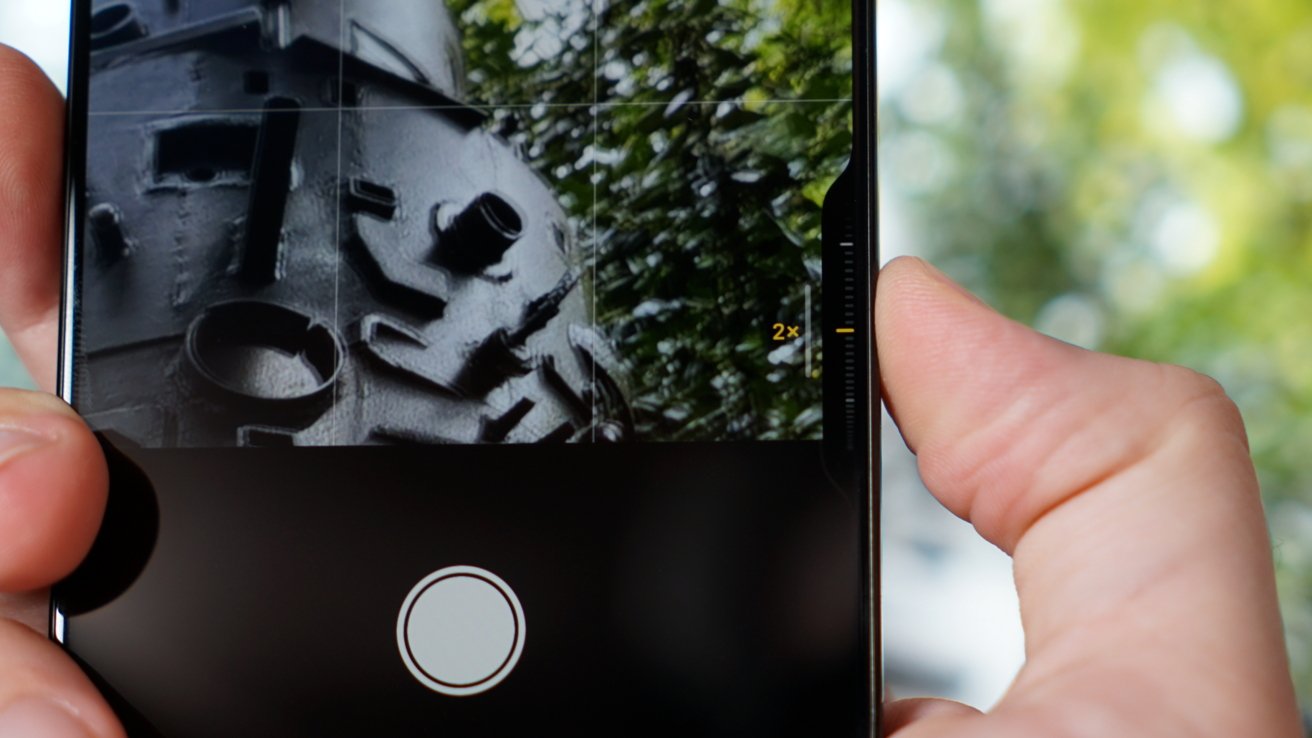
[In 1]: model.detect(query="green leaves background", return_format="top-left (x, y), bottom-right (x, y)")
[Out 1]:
top-left (877, 0), bottom-right (1312, 702)
top-left (451, 0), bottom-right (853, 440)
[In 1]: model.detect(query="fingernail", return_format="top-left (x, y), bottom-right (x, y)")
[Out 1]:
top-left (0, 426), bottom-right (56, 466)
top-left (0, 698), bottom-right (93, 737)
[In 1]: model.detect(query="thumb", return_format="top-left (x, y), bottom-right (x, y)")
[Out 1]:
top-left (877, 257), bottom-right (1300, 737)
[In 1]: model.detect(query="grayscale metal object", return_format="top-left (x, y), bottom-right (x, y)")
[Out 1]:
top-left (79, 0), bottom-right (631, 447)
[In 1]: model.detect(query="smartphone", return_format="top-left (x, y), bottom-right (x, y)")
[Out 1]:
top-left (55, 0), bottom-right (876, 735)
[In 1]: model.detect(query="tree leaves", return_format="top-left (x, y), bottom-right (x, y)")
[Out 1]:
top-left (450, 0), bottom-right (851, 440)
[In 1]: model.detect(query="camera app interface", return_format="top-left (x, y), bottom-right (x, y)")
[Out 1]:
top-left (77, 0), bottom-right (855, 447)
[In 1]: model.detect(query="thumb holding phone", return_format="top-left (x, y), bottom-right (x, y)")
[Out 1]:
top-left (878, 256), bottom-right (1301, 737)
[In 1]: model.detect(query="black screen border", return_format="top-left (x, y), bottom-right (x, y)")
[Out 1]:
top-left (54, 0), bottom-right (880, 733)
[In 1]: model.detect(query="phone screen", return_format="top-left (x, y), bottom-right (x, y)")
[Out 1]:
top-left (57, 1), bottom-right (875, 735)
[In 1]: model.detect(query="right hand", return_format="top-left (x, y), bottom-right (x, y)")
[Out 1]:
top-left (0, 43), bottom-right (125, 738)
top-left (877, 258), bottom-right (1303, 736)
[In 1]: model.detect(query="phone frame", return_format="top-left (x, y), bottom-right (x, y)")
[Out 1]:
top-left (52, 0), bottom-right (881, 732)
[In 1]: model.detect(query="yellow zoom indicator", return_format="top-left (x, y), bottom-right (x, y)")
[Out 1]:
top-left (835, 328), bottom-right (855, 334)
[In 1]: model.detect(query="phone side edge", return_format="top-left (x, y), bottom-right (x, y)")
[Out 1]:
top-left (850, 0), bottom-right (881, 730)
top-left (52, 0), bottom-right (93, 646)
top-left (855, 0), bottom-right (881, 732)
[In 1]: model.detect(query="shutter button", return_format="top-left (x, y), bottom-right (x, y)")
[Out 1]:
top-left (397, 566), bottom-right (525, 696)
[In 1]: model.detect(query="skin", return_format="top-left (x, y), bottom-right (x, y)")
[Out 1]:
top-left (0, 42), bottom-right (1302, 737)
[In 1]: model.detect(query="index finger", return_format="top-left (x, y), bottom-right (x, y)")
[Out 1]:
top-left (0, 43), bottom-right (67, 392)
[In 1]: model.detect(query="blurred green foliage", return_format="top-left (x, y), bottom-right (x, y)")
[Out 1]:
top-left (449, 0), bottom-right (852, 439)
top-left (878, 0), bottom-right (1312, 701)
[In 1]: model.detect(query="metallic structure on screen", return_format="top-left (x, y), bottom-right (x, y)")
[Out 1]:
top-left (79, 0), bottom-right (632, 447)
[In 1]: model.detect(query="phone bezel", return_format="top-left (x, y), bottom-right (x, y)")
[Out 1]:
top-left (52, 0), bottom-right (881, 732)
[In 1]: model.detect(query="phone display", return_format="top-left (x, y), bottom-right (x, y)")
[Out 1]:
top-left (56, 0), bottom-right (875, 735)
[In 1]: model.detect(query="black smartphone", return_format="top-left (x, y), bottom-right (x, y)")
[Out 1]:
top-left (55, 0), bottom-right (876, 735)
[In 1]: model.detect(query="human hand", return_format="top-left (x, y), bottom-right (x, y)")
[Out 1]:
top-left (878, 256), bottom-right (1303, 736)
top-left (0, 44), bottom-right (123, 737)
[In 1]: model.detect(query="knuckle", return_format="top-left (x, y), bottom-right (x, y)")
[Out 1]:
top-left (1157, 363), bottom-right (1246, 433)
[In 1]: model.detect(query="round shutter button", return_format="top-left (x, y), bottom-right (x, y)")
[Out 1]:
top-left (397, 566), bottom-right (525, 696)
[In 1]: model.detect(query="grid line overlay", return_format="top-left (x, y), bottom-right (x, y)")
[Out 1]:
top-left (83, 6), bottom-right (853, 441)
top-left (331, 0), bottom-right (346, 445)
top-left (85, 98), bottom-right (854, 118)
top-left (591, 0), bottom-right (600, 442)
